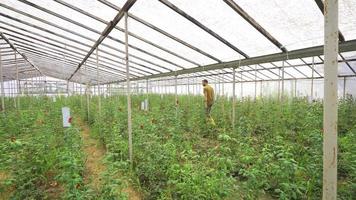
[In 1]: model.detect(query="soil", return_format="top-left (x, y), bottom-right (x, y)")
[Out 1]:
top-left (77, 118), bottom-right (141, 199)
top-left (0, 171), bottom-right (13, 200)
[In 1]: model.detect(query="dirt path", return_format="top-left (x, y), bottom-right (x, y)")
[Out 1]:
top-left (79, 120), bottom-right (106, 191)
top-left (0, 171), bottom-right (13, 200)
top-left (77, 118), bottom-right (141, 200)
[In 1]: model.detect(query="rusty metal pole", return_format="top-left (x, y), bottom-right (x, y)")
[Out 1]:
top-left (0, 49), bottom-right (5, 112)
top-left (124, 12), bottom-right (133, 165)
top-left (311, 57), bottom-right (315, 100)
top-left (232, 67), bottom-right (236, 131)
top-left (323, 0), bottom-right (339, 198)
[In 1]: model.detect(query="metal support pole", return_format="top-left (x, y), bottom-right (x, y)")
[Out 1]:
top-left (96, 47), bottom-right (102, 135)
top-left (175, 75), bottom-right (178, 116)
top-left (222, 70), bottom-right (225, 96)
top-left (260, 80), bottom-right (263, 97)
top-left (343, 77), bottom-right (346, 99)
top-left (240, 67), bottom-right (243, 99)
top-left (254, 65), bottom-right (257, 100)
top-left (232, 68), bottom-right (236, 131)
top-left (294, 79), bottom-right (297, 97)
top-left (66, 80), bottom-right (69, 95)
top-left (124, 12), bottom-right (133, 165)
top-left (281, 61), bottom-right (285, 101)
top-left (84, 63), bottom-right (90, 122)
top-left (323, 0), bottom-right (338, 198)
top-left (310, 57), bottom-right (315, 100)
top-left (16, 52), bottom-right (20, 109)
top-left (0, 49), bottom-right (4, 112)
top-left (146, 79), bottom-right (149, 95)
top-left (31, 74), bottom-right (34, 96)
top-left (278, 66), bottom-right (281, 100)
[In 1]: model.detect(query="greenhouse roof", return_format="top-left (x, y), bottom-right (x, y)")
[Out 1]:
top-left (0, 0), bottom-right (356, 84)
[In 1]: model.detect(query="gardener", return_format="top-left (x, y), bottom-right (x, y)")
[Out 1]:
top-left (202, 79), bottom-right (215, 125)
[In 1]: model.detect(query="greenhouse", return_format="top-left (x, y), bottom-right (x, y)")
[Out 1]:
top-left (0, 0), bottom-right (355, 199)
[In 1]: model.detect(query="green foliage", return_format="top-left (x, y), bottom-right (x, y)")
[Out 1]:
top-left (1, 94), bottom-right (355, 199)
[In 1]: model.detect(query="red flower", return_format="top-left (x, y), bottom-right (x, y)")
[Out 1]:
top-left (68, 117), bottom-right (73, 123)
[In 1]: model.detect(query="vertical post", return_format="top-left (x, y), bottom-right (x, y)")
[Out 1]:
top-left (232, 68), bottom-right (236, 131)
top-left (146, 78), bottom-right (149, 96)
top-left (281, 61), bottom-right (285, 101)
top-left (66, 80), bottom-right (69, 95)
top-left (124, 12), bottom-right (133, 165)
top-left (311, 57), bottom-right (315, 100)
top-left (294, 79), bottom-right (297, 97)
top-left (323, 0), bottom-right (338, 199)
top-left (254, 65), bottom-right (257, 100)
top-left (85, 63), bottom-right (90, 122)
top-left (0, 49), bottom-right (5, 112)
top-left (72, 80), bottom-right (75, 95)
top-left (222, 72), bottom-right (225, 96)
top-left (278, 66), bottom-right (281, 100)
top-left (260, 80), bottom-right (263, 97)
top-left (343, 77), bottom-right (346, 99)
top-left (175, 75), bottom-right (178, 116)
top-left (240, 67), bottom-right (243, 99)
top-left (44, 76), bottom-right (47, 95)
top-left (196, 77), bottom-right (199, 95)
top-left (96, 48), bottom-right (102, 136)
top-left (16, 52), bottom-right (20, 109)
top-left (31, 73), bottom-right (34, 96)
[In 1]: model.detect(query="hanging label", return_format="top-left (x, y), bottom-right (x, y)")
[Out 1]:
top-left (62, 107), bottom-right (71, 127)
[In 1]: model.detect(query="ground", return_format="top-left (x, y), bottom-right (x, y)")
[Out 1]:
top-left (78, 118), bottom-right (141, 200)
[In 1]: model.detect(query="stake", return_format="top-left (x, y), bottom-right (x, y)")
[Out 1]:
top-left (16, 52), bottom-right (20, 109)
top-left (175, 75), bottom-right (178, 117)
top-left (124, 12), bottom-right (133, 165)
top-left (281, 61), bottom-right (285, 101)
top-left (323, 0), bottom-right (338, 198)
top-left (254, 64), bottom-right (257, 100)
top-left (96, 47), bottom-right (102, 136)
top-left (311, 57), bottom-right (315, 100)
top-left (232, 67), bottom-right (236, 131)
top-left (343, 77), bottom-right (346, 99)
top-left (240, 67), bottom-right (243, 99)
top-left (85, 63), bottom-right (90, 123)
top-left (294, 79), bottom-right (297, 97)
top-left (278, 66), bottom-right (281, 100)
top-left (0, 49), bottom-right (5, 112)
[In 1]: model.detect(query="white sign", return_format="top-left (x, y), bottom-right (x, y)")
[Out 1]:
top-left (140, 99), bottom-right (149, 111)
top-left (62, 107), bottom-right (71, 127)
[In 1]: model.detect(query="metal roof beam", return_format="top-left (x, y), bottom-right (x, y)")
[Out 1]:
top-left (300, 58), bottom-right (323, 77)
top-left (314, 0), bottom-right (355, 75)
top-left (223, 0), bottom-right (286, 52)
top-left (3, 1), bottom-right (174, 74)
top-left (0, 32), bottom-right (42, 75)
top-left (8, 35), bottom-right (152, 76)
top-left (53, 0), bottom-right (200, 67)
top-left (65, 0), bottom-right (136, 80)
top-left (16, 46), bottom-right (129, 80)
top-left (117, 39), bottom-right (356, 82)
top-left (0, 25), bottom-right (163, 75)
top-left (98, 0), bottom-right (221, 63)
top-left (159, 0), bottom-right (248, 58)
top-left (339, 53), bottom-right (356, 74)
top-left (314, 0), bottom-right (345, 42)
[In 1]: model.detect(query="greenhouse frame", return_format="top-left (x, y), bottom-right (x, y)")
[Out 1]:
top-left (0, 0), bottom-right (355, 199)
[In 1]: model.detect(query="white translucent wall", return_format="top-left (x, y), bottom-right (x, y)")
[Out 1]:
top-left (148, 77), bottom-right (356, 100)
